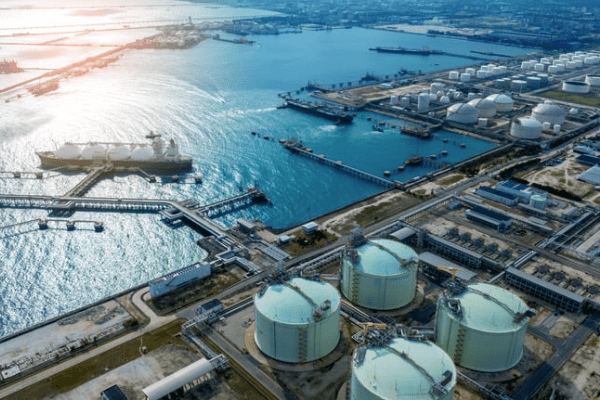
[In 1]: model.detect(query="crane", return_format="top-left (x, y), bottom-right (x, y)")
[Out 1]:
top-left (435, 265), bottom-right (461, 281)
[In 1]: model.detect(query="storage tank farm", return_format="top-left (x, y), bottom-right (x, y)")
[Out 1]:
top-left (341, 229), bottom-right (418, 310)
top-left (351, 335), bottom-right (457, 400)
top-left (254, 275), bottom-right (341, 363)
top-left (435, 282), bottom-right (535, 372)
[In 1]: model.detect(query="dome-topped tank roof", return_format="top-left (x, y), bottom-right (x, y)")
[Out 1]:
top-left (130, 146), bottom-right (154, 161)
top-left (468, 98), bottom-right (496, 109)
top-left (55, 143), bottom-right (81, 159)
top-left (254, 276), bottom-right (340, 324)
top-left (448, 283), bottom-right (529, 332)
top-left (352, 337), bottom-right (456, 400)
top-left (448, 103), bottom-right (477, 114)
top-left (107, 145), bottom-right (130, 160)
top-left (447, 103), bottom-right (479, 124)
top-left (533, 101), bottom-right (565, 115)
top-left (353, 239), bottom-right (418, 276)
top-left (486, 93), bottom-right (514, 104)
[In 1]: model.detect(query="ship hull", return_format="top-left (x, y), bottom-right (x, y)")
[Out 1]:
top-left (285, 100), bottom-right (353, 124)
top-left (36, 152), bottom-right (193, 172)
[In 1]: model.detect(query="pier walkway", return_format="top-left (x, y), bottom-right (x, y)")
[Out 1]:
top-left (197, 188), bottom-right (269, 218)
top-left (63, 165), bottom-right (109, 197)
top-left (283, 142), bottom-right (396, 188)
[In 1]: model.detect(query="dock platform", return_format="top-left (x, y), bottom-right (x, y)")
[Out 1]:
top-left (283, 140), bottom-right (396, 188)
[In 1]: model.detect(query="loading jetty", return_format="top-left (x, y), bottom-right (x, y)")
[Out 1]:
top-left (280, 97), bottom-right (354, 124)
top-left (369, 46), bottom-right (487, 61)
top-left (282, 139), bottom-right (396, 188)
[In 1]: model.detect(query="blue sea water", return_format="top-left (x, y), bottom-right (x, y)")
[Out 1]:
top-left (0, 26), bottom-right (533, 337)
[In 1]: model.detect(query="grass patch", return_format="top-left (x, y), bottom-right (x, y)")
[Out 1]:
top-left (282, 229), bottom-right (338, 256)
top-left (11, 320), bottom-right (187, 400)
top-left (437, 174), bottom-right (466, 186)
top-left (544, 91), bottom-right (600, 106)
top-left (149, 270), bottom-right (240, 316)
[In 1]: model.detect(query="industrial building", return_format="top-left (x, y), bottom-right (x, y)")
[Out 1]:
top-left (101, 385), bottom-right (128, 400)
top-left (496, 180), bottom-right (533, 203)
top-left (419, 252), bottom-right (478, 282)
top-left (148, 262), bottom-right (211, 298)
top-left (435, 282), bottom-right (532, 372)
top-left (505, 267), bottom-right (585, 313)
top-left (341, 234), bottom-right (418, 310)
top-left (142, 358), bottom-right (223, 400)
top-left (465, 206), bottom-right (513, 231)
top-left (475, 186), bottom-right (519, 206)
top-left (351, 336), bottom-right (456, 400)
top-left (254, 276), bottom-right (341, 363)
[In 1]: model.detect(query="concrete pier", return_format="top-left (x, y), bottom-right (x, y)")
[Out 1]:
top-left (283, 141), bottom-right (396, 188)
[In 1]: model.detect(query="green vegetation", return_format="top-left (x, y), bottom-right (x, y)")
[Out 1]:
top-left (283, 229), bottom-right (337, 256)
top-left (544, 91), bottom-right (600, 107)
top-left (11, 320), bottom-right (186, 400)
top-left (437, 173), bottom-right (466, 186)
top-left (499, 158), bottom-right (541, 180)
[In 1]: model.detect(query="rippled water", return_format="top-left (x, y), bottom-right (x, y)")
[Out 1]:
top-left (0, 16), bottom-right (534, 337)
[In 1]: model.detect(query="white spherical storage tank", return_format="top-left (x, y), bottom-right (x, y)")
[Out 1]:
top-left (510, 117), bottom-right (543, 140)
top-left (107, 145), bottom-right (130, 161)
top-left (446, 103), bottom-right (478, 124)
top-left (486, 94), bottom-right (514, 112)
top-left (468, 98), bottom-right (497, 118)
top-left (351, 337), bottom-right (457, 400)
top-left (341, 238), bottom-right (418, 310)
top-left (563, 80), bottom-right (590, 94)
top-left (55, 143), bottom-right (81, 159)
top-left (531, 102), bottom-right (566, 125)
top-left (435, 283), bottom-right (531, 372)
top-left (131, 146), bottom-right (154, 161)
top-left (254, 276), bottom-right (341, 363)
top-left (80, 144), bottom-right (106, 160)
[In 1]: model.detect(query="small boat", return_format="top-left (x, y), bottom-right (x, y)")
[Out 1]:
top-left (397, 166), bottom-right (405, 171)
top-left (263, 135), bottom-right (270, 140)
top-left (251, 130), bottom-right (257, 135)
top-left (461, 143), bottom-right (466, 148)
top-left (443, 138), bottom-right (448, 143)
top-left (366, 116), bottom-right (372, 121)
top-left (373, 124), bottom-right (383, 132)
top-left (430, 154), bottom-right (437, 159)
top-left (441, 150), bottom-right (448, 156)
top-left (384, 171), bottom-right (391, 177)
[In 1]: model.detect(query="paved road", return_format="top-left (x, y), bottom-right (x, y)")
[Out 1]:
top-left (512, 312), bottom-right (600, 400)
top-left (0, 288), bottom-right (174, 399)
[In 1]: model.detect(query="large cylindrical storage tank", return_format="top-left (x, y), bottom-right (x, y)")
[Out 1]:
top-left (390, 95), bottom-right (399, 105)
top-left (449, 71), bottom-right (459, 80)
top-left (468, 98), bottom-right (497, 118)
top-left (435, 283), bottom-right (530, 372)
top-left (447, 103), bottom-right (479, 124)
top-left (510, 117), bottom-right (542, 139)
top-left (401, 96), bottom-right (411, 108)
top-left (486, 94), bottom-right (514, 112)
top-left (418, 93), bottom-right (430, 112)
top-left (460, 73), bottom-right (470, 82)
top-left (351, 337), bottom-right (457, 400)
top-left (563, 80), bottom-right (590, 94)
top-left (254, 277), bottom-right (341, 363)
top-left (510, 80), bottom-right (528, 91)
top-left (531, 102), bottom-right (566, 125)
top-left (341, 239), bottom-right (418, 310)
top-left (586, 75), bottom-right (600, 87)
top-left (530, 194), bottom-right (547, 209)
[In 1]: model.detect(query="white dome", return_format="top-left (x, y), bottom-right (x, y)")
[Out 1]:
top-left (532, 103), bottom-right (567, 125)
top-left (55, 143), bottom-right (80, 159)
top-left (447, 103), bottom-right (479, 124)
top-left (440, 95), bottom-right (450, 104)
top-left (468, 98), bottom-right (497, 118)
top-left (81, 144), bottom-right (106, 160)
top-left (131, 146), bottom-right (154, 161)
top-left (107, 145), bottom-right (130, 161)
top-left (486, 94), bottom-right (514, 112)
top-left (510, 117), bottom-right (542, 139)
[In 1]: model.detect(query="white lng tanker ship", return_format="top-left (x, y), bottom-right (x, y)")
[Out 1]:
top-left (36, 137), bottom-right (192, 172)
